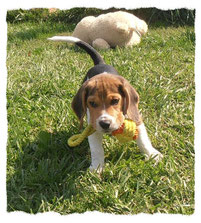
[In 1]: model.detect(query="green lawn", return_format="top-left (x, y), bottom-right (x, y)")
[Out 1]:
top-left (6, 21), bottom-right (195, 214)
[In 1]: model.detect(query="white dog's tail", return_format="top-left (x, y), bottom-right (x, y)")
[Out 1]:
top-left (48, 36), bottom-right (105, 65)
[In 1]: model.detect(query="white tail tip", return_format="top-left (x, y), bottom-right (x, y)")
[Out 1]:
top-left (47, 36), bottom-right (80, 43)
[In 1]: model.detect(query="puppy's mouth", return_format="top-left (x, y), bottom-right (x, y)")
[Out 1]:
top-left (98, 125), bottom-right (120, 134)
top-left (102, 129), bottom-right (112, 134)
top-left (94, 117), bottom-right (122, 134)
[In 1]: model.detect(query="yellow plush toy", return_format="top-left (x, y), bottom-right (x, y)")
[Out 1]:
top-left (111, 119), bottom-right (138, 143)
top-left (68, 119), bottom-right (138, 147)
top-left (72, 11), bottom-right (148, 49)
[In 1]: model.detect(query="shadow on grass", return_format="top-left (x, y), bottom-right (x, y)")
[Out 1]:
top-left (7, 22), bottom-right (75, 42)
top-left (7, 129), bottom-right (90, 213)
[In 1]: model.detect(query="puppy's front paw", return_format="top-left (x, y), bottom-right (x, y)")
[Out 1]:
top-left (89, 164), bottom-right (104, 173)
top-left (145, 149), bottom-right (163, 164)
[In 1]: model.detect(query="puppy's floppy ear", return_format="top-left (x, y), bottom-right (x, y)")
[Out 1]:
top-left (71, 82), bottom-right (88, 128)
top-left (118, 79), bottom-right (142, 125)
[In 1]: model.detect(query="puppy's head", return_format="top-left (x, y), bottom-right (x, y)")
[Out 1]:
top-left (72, 73), bottom-right (141, 133)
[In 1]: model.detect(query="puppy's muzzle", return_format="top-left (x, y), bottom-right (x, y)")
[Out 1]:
top-left (99, 120), bottom-right (111, 130)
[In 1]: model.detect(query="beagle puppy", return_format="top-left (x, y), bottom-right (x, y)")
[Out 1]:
top-left (48, 36), bottom-right (163, 172)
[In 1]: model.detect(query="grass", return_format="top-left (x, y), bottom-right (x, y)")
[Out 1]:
top-left (6, 21), bottom-right (195, 215)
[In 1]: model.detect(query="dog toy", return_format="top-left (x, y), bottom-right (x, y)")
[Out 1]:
top-left (68, 119), bottom-right (138, 147)
top-left (111, 119), bottom-right (138, 143)
top-left (68, 125), bottom-right (96, 147)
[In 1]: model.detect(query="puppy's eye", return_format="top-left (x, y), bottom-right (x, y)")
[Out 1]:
top-left (111, 98), bottom-right (119, 105)
top-left (89, 101), bottom-right (98, 108)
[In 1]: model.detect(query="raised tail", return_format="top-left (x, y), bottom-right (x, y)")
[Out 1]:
top-left (48, 36), bottom-right (105, 65)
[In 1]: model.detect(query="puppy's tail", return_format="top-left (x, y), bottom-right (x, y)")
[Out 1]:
top-left (48, 36), bottom-right (105, 65)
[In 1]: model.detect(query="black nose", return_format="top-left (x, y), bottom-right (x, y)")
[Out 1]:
top-left (99, 120), bottom-right (111, 130)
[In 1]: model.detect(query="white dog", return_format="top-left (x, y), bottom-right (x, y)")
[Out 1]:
top-left (72, 11), bottom-right (148, 49)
